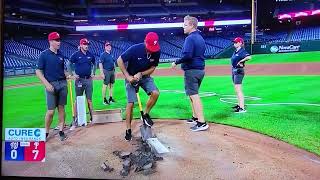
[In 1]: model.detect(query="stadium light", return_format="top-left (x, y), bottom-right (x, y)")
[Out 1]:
top-left (311, 9), bottom-right (320, 15)
top-left (74, 19), bottom-right (88, 22)
top-left (75, 19), bottom-right (251, 31)
top-left (278, 14), bottom-right (292, 19)
top-left (278, 9), bottom-right (320, 19)
top-left (294, 12), bottom-right (309, 17)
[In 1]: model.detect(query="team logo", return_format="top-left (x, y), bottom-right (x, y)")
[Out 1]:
top-left (270, 46), bottom-right (279, 53)
top-left (153, 41), bottom-right (157, 45)
top-left (150, 59), bottom-right (155, 62)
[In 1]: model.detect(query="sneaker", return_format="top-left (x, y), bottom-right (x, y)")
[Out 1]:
top-left (232, 104), bottom-right (240, 109)
top-left (109, 97), bottom-right (116, 103)
top-left (190, 122), bottom-right (209, 132)
top-left (186, 117), bottom-right (198, 124)
top-left (234, 108), bottom-right (247, 113)
top-left (103, 98), bottom-right (110, 105)
top-left (59, 131), bottom-right (67, 141)
top-left (125, 129), bottom-right (132, 141)
top-left (54, 124), bottom-right (67, 130)
top-left (69, 118), bottom-right (78, 130)
top-left (70, 125), bottom-right (76, 131)
top-left (143, 113), bottom-right (154, 127)
top-left (88, 118), bottom-right (93, 124)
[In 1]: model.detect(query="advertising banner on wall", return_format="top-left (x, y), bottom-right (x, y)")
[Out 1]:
top-left (256, 42), bottom-right (301, 54)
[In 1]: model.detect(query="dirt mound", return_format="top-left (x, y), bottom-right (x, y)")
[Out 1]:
top-left (2, 120), bottom-right (320, 179)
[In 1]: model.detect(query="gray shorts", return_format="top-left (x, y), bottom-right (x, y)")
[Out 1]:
top-left (46, 80), bottom-right (68, 110)
top-left (125, 76), bottom-right (158, 103)
top-left (184, 69), bottom-right (205, 96)
top-left (75, 78), bottom-right (93, 100)
top-left (103, 69), bottom-right (115, 85)
top-left (232, 68), bottom-right (245, 84)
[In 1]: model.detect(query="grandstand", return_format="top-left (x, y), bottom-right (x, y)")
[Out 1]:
top-left (3, 25), bottom-right (320, 73)
top-left (3, 0), bottom-right (320, 76)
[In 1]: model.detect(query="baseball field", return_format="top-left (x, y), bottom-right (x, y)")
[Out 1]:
top-left (3, 51), bottom-right (320, 156)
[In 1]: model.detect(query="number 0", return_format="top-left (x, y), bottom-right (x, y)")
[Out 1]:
top-left (11, 150), bottom-right (17, 159)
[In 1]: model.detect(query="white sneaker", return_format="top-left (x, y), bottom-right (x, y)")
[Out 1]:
top-left (70, 125), bottom-right (76, 131)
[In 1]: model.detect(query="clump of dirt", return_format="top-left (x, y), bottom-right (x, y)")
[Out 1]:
top-left (110, 138), bottom-right (163, 177)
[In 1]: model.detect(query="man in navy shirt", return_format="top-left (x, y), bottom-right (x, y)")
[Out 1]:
top-left (99, 41), bottom-right (116, 105)
top-left (117, 32), bottom-right (160, 141)
top-left (172, 15), bottom-right (209, 132)
top-left (36, 32), bottom-right (69, 141)
top-left (68, 38), bottom-right (96, 128)
top-left (230, 37), bottom-right (251, 113)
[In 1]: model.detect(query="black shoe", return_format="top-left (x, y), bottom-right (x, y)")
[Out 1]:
top-left (143, 113), bottom-right (154, 127)
top-left (103, 98), bottom-right (110, 105)
top-left (109, 97), bottom-right (115, 103)
top-left (232, 104), bottom-right (240, 109)
top-left (59, 131), bottom-right (67, 141)
top-left (190, 122), bottom-right (209, 132)
top-left (125, 129), bottom-right (132, 141)
top-left (234, 108), bottom-right (247, 113)
top-left (186, 117), bottom-right (198, 124)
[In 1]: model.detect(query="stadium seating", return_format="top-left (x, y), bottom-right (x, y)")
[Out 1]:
top-left (205, 37), bottom-right (232, 48)
top-left (290, 27), bottom-right (320, 41)
top-left (5, 40), bottom-right (41, 60)
top-left (4, 26), bottom-right (320, 72)
top-left (4, 55), bottom-right (36, 69)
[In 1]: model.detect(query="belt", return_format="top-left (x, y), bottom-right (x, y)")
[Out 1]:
top-left (79, 76), bottom-right (91, 79)
top-left (50, 78), bottom-right (66, 83)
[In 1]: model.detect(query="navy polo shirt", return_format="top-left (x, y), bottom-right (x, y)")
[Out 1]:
top-left (121, 43), bottom-right (160, 76)
top-left (70, 50), bottom-right (96, 77)
top-left (100, 52), bottom-right (115, 71)
top-left (37, 49), bottom-right (66, 82)
top-left (175, 31), bottom-right (205, 71)
top-left (231, 47), bottom-right (250, 68)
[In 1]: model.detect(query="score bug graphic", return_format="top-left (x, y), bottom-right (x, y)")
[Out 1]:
top-left (5, 128), bottom-right (46, 162)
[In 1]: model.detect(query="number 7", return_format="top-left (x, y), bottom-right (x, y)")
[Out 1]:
top-left (32, 150), bottom-right (39, 160)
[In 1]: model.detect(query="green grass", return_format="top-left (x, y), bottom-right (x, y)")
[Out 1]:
top-left (4, 76), bottom-right (40, 86)
top-left (3, 75), bottom-right (320, 155)
top-left (157, 51), bottom-right (320, 68)
top-left (4, 51), bottom-right (320, 86)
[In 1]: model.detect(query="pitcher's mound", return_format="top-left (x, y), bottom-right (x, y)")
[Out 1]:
top-left (2, 120), bottom-right (320, 179)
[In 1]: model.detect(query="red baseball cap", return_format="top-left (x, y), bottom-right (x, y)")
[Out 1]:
top-left (145, 32), bottom-right (160, 53)
top-left (80, 38), bottom-right (89, 45)
top-left (48, 32), bottom-right (60, 41)
top-left (233, 37), bottom-right (244, 44)
top-left (105, 41), bottom-right (111, 47)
